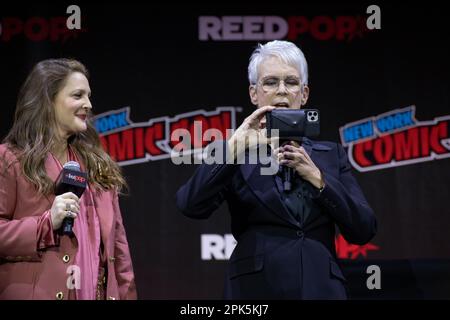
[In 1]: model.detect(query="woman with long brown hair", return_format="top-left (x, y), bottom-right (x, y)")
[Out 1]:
top-left (0, 58), bottom-right (136, 300)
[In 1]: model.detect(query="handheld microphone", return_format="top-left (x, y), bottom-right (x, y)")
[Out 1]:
top-left (280, 140), bottom-right (302, 191)
top-left (54, 161), bottom-right (87, 236)
top-left (281, 166), bottom-right (294, 191)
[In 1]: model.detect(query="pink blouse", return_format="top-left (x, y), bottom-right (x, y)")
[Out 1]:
top-left (50, 147), bottom-right (102, 300)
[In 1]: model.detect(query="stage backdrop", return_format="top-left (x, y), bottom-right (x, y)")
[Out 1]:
top-left (1, 3), bottom-right (449, 299)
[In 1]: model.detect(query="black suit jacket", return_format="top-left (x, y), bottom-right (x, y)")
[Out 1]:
top-left (176, 138), bottom-right (377, 299)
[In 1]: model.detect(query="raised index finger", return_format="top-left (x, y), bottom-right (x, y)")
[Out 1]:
top-left (249, 106), bottom-right (276, 122)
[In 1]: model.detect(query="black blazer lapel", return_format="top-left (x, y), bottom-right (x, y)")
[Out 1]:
top-left (240, 163), bottom-right (298, 225)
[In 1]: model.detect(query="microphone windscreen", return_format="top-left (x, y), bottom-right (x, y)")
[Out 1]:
top-left (63, 161), bottom-right (81, 172)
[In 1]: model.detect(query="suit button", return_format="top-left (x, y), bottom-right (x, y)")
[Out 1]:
top-left (109, 256), bottom-right (116, 262)
top-left (62, 255), bottom-right (70, 263)
top-left (56, 292), bottom-right (64, 300)
top-left (296, 230), bottom-right (304, 237)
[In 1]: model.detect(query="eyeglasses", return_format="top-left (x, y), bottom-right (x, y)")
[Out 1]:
top-left (258, 76), bottom-right (302, 93)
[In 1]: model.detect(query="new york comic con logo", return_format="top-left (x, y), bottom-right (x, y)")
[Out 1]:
top-left (339, 106), bottom-right (450, 172)
top-left (93, 107), bottom-right (238, 166)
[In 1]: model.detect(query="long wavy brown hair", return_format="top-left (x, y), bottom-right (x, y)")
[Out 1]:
top-left (2, 58), bottom-right (127, 195)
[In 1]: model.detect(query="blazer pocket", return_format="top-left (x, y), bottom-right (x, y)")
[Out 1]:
top-left (329, 258), bottom-right (347, 282)
top-left (229, 254), bottom-right (264, 280)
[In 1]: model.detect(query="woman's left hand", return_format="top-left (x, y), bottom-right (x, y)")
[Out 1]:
top-left (278, 141), bottom-right (324, 189)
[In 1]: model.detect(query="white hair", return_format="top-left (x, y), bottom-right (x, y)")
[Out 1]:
top-left (248, 40), bottom-right (309, 86)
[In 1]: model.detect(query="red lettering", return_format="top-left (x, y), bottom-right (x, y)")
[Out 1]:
top-left (24, 17), bottom-right (49, 42)
top-left (107, 129), bottom-right (134, 161)
top-left (335, 234), bottom-right (358, 259)
top-left (1, 17), bottom-right (23, 41)
top-left (287, 16), bottom-right (309, 40)
top-left (420, 126), bottom-right (430, 157)
top-left (335, 16), bottom-right (356, 41)
top-left (430, 122), bottom-right (447, 154)
top-left (50, 17), bottom-right (68, 41)
top-left (394, 127), bottom-right (419, 161)
top-left (353, 140), bottom-right (373, 167)
top-left (145, 123), bottom-right (164, 156)
top-left (170, 119), bottom-right (189, 150)
top-left (310, 16), bottom-right (335, 41)
top-left (135, 128), bottom-right (145, 158)
top-left (207, 113), bottom-right (231, 141)
top-left (100, 136), bottom-right (108, 152)
top-left (190, 116), bottom-right (209, 149)
top-left (373, 135), bottom-right (393, 164)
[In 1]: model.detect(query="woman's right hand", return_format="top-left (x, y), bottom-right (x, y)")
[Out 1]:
top-left (227, 106), bottom-right (276, 160)
top-left (50, 192), bottom-right (80, 230)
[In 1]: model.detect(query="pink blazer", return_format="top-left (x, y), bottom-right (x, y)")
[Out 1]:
top-left (0, 144), bottom-right (137, 300)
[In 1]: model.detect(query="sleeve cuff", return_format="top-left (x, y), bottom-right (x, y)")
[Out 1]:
top-left (37, 210), bottom-right (60, 250)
